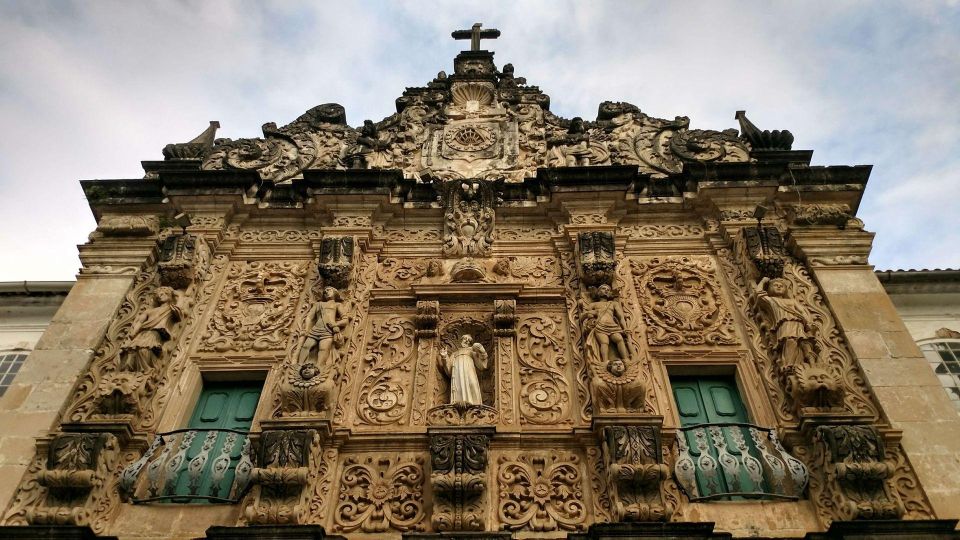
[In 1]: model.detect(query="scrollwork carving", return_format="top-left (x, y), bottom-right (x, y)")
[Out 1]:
top-left (430, 433), bottom-right (490, 531)
top-left (497, 451), bottom-right (586, 532)
top-left (200, 261), bottom-right (306, 353)
top-left (355, 315), bottom-right (416, 426)
top-left (630, 256), bottom-right (737, 346)
top-left (442, 179), bottom-right (495, 257)
top-left (517, 314), bottom-right (570, 425)
top-left (601, 425), bottom-right (670, 522)
top-left (333, 455), bottom-right (426, 533)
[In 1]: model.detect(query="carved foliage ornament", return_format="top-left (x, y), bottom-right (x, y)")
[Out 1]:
top-left (334, 455), bottom-right (425, 533)
top-left (812, 425), bottom-right (905, 525)
top-left (631, 256), bottom-right (737, 346)
top-left (601, 426), bottom-right (670, 522)
top-left (201, 261), bottom-right (307, 352)
top-left (497, 451), bottom-right (586, 532)
top-left (517, 314), bottom-right (570, 425)
top-left (245, 430), bottom-right (317, 525)
top-left (356, 315), bottom-right (416, 426)
top-left (430, 433), bottom-right (490, 531)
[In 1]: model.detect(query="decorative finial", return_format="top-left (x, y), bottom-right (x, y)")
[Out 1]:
top-left (162, 121), bottom-right (220, 160)
top-left (451, 22), bottom-right (500, 51)
top-left (735, 111), bottom-right (794, 151)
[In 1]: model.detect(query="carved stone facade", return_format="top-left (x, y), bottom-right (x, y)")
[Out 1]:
top-left (2, 24), bottom-right (958, 540)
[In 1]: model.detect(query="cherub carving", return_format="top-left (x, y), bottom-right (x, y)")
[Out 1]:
top-left (438, 335), bottom-right (488, 406)
top-left (580, 285), bottom-right (645, 412)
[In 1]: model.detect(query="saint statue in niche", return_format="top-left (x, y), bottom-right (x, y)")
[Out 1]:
top-left (298, 286), bottom-right (351, 367)
top-left (439, 335), bottom-right (488, 405)
top-left (119, 286), bottom-right (185, 372)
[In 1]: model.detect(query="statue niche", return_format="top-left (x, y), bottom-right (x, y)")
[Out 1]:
top-left (581, 284), bottom-right (645, 413)
top-left (754, 276), bottom-right (844, 412)
top-left (428, 320), bottom-right (499, 426)
top-left (278, 285), bottom-right (352, 417)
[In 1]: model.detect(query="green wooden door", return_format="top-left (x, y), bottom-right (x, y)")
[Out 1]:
top-left (169, 381), bottom-right (261, 502)
top-left (672, 376), bottom-right (764, 499)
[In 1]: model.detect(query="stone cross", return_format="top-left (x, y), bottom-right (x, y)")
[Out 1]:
top-left (451, 23), bottom-right (500, 51)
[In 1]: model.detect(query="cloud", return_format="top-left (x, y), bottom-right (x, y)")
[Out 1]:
top-left (0, 0), bottom-right (957, 279)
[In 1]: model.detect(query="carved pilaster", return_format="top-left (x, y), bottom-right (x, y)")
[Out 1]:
top-left (15, 432), bottom-right (123, 532)
top-left (245, 429), bottom-right (321, 525)
top-left (811, 424), bottom-right (905, 525)
top-left (429, 430), bottom-right (492, 532)
top-left (593, 417), bottom-right (670, 523)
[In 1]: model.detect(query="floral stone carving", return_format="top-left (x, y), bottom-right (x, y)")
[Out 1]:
top-left (497, 451), bottom-right (586, 532)
top-left (430, 432), bottom-right (491, 531)
top-left (334, 455), bottom-right (426, 533)
top-left (754, 277), bottom-right (844, 412)
top-left (631, 256), bottom-right (737, 346)
top-left (812, 425), bottom-right (905, 524)
top-left (442, 180), bottom-right (495, 257)
top-left (200, 261), bottom-right (306, 352)
top-left (600, 425), bottom-right (670, 522)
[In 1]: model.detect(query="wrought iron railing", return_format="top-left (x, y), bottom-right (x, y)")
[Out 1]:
top-left (675, 423), bottom-right (808, 501)
top-left (120, 428), bottom-right (254, 503)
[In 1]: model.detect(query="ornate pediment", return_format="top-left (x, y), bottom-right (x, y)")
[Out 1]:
top-left (198, 32), bottom-right (751, 183)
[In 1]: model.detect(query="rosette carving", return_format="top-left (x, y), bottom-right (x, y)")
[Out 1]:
top-left (334, 455), bottom-right (425, 533)
top-left (497, 451), bottom-right (586, 532)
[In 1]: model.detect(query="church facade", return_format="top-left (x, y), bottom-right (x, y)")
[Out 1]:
top-left (2, 26), bottom-right (958, 540)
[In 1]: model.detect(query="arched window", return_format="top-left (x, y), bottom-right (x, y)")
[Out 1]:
top-left (918, 339), bottom-right (960, 412)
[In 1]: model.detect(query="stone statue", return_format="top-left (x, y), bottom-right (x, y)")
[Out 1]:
top-left (439, 335), bottom-right (488, 406)
top-left (754, 277), bottom-right (818, 374)
top-left (297, 286), bottom-right (351, 367)
top-left (119, 286), bottom-right (185, 372)
top-left (581, 284), bottom-right (631, 366)
top-left (347, 120), bottom-right (389, 169)
top-left (548, 116), bottom-right (592, 166)
top-left (755, 277), bottom-right (844, 410)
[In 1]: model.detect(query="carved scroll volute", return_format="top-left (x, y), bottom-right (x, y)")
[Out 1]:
top-left (317, 235), bottom-right (354, 289)
top-left (244, 429), bottom-right (319, 525)
top-left (18, 432), bottom-right (122, 532)
top-left (429, 430), bottom-right (492, 531)
top-left (811, 425), bottom-right (905, 526)
top-left (577, 230), bottom-right (616, 287)
top-left (600, 425), bottom-right (670, 522)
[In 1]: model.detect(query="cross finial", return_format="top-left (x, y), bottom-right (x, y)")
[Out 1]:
top-left (451, 22), bottom-right (500, 51)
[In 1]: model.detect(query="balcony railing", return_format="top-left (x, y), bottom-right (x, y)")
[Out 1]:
top-left (120, 428), bottom-right (254, 503)
top-left (675, 423), bottom-right (808, 501)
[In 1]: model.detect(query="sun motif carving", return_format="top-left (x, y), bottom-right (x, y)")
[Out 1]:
top-left (445, 125), bottom-right (496, 152)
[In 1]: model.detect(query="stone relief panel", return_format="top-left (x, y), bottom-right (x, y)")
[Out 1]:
top-left (630, 256), bottom-right (738, 347)
top-left (559, 249), bottom-right (592, 424)
top-left (199, 260), bottom-right (308, 353)
top-left (516, 312), bottom-right (571, 425)
top-left (354, 314), bottom-right (417, 427)
top-left (496, 450), bottom-right (587, 532)
top-left (333, 252), bottom-right (379, 425)
top-left (333, 454), bottom-right (426, 533)
top-left (617, 223), bottom-right (706, 240)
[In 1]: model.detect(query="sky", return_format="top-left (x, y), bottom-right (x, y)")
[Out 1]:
top-left (0, 0), bottom-right (958, 281)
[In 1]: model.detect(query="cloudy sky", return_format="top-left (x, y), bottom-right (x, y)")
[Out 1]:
top-left (1, 1), bottom-right (957, 280)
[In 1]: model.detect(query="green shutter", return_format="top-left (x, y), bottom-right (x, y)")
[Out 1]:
top-left (168, 381), bottom-right (261, 502)
top-left (671, 376), bottom-right (763, 499)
